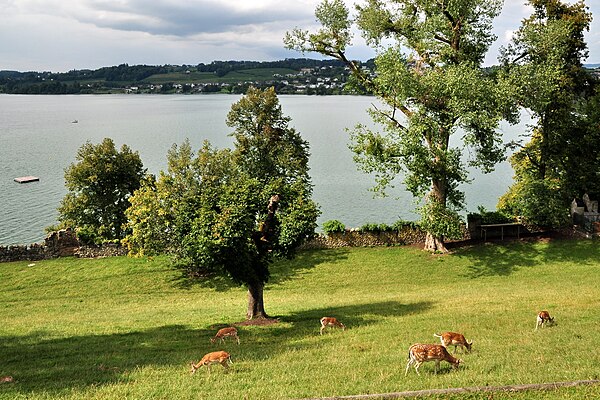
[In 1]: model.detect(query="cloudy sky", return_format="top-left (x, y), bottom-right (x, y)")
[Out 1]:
top-left (1, 0), bottom-right (599, 72)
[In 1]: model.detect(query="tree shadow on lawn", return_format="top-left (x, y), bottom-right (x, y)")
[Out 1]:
top-left (0, 324), bottom-right (207, 395)
top-left (0, 299), bottom-right (432, 396)
top-left (170, 248), bottom-right (350, 292)
top-left (279, 300), bottom-right (434, 333)
top-left (454, 237), bottom-right (600, 279)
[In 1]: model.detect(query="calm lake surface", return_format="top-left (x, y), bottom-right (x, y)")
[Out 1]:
top-left (0, 94), bottom-right (530, 245)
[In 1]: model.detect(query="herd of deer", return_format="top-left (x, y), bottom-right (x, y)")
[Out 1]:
top-left (189, 312), bottom-right (555, 376)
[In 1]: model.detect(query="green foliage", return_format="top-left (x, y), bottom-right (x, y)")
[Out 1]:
top-left (498, 0), bottom-right (595, 226)
top-left (418, 198), bottom-right (465, 241)
top-left (391, 219), bottom-right (420, 231)
top-left (57, 138), bottom-right (146, 243)
top-left (468, 206), bottom-right (514, 225)
top-left (286, 0), bottom-right (517, 249)
top-left (126, 88), bottom-right (319, 290)
top-left (359, 223), bottom-right (392, 233)
top-left (498, 179), bottom-right (570, 228)
top-left (321, 219), bottom-right (346, 235)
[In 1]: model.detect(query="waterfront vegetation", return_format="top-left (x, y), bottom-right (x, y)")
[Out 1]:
top-left (1, 239), bottom-right (599, 399)
top-left (0, 59), bottom-right (355, 95)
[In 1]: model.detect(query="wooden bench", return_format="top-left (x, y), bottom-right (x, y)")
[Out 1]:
top-left (480, 223), bottom-right (521, 241)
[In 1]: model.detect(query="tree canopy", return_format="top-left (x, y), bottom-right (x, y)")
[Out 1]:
top-left (57, 138), bottom-right (146, 243)
top-left (285, 0), bottom-right (516, 251)
top-left (126, 87), bottom-right (319, 319)
top-left (497, 0), bottom-right (597, 227)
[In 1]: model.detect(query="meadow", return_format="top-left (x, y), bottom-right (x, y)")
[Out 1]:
top-left (1, 238), bottom-right (599, 399)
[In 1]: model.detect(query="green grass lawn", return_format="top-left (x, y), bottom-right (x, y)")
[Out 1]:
top-left (1, 239), bottom-right (599, 399)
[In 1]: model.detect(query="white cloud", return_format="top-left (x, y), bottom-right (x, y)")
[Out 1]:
top-left (0, 0), bottom-right (598, 72)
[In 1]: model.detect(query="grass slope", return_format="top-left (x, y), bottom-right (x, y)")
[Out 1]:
top-left (144, 68), bottom-right (298, 84)
top-left (1, 239), bottom-right (599, 399)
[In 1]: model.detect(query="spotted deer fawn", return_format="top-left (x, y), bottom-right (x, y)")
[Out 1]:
top-left (433, 332), bottom-right (473, 353)
top-left (535, 311), bottom-right (555, 330)
top-left (405, 344), bottom-right (461, 375)
top-left (210, 327), bottom-right (240, 344)
top-left (190, 351), bottom-right (232, 374)
top-left (320, 317), bottom-right (346, 335)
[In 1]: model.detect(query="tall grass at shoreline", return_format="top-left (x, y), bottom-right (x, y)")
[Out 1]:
top-left (1, 239), bottom-right (599, 399)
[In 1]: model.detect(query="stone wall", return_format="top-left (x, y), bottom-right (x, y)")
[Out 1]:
top-left (0, 229), bottom-right (126, 263)
top-left (0, 243), bottom-right (48, 262)
top-left (76, 244), bottom-right (128, 258)
top-left (300, 227), bottom-right (428, 250)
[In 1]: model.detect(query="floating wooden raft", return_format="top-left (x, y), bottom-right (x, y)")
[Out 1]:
top-left (14, 176), bottom-right (40, 183)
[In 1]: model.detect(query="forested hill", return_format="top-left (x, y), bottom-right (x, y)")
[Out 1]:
top-left (0, 59), bottom-right (373, 95)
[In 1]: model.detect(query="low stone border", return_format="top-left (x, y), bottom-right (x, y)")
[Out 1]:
top-left (299, 379), bottom-right (600, 399)
top-left (300, 228), bottom-right (429, 250)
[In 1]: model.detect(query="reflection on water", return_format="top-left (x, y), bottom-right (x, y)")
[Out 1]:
top-left (0, 94), bottom-right (530, 245)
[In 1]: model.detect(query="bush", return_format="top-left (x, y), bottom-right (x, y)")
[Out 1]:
top-left (391, 219), bottom-right (420, 231)
top-left (468, 206), bottom-right (513, 225)
top-left (497, 180), bottom-right (570, 228)
top-left (322, 220), bottom-right (346, 235)
top-left (359, 223), bottom-right (392, 233)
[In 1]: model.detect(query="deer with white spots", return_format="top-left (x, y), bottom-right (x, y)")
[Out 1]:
top-left (190, 351), bottom-right (232, 374)
top-left (210, 327), bottom-right (240, 345)
top-left (320, 317), bottom-right (346, 335)
top-left (405, 344), bottom-right (461, 375)
top-left (535, 311), bottom-right (555, 330)
top-left (433, 332), bottom-right (473, 353)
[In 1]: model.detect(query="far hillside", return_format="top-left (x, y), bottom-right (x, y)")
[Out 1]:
top-left (0, 59), bottom-right (364, 95)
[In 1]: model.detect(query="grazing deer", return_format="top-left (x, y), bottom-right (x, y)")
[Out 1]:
top-left (210, 327), bottom-right (240, 345)
top-left (0, 376), bottom-right (13, 383)
top-left (405, 344), bottom-right (461, 376)
top-left (535, 311), bottom-right (555, 330)
top-left (190, 351), bottom-right (232, 374)
top-left (433, 332), bottom-right (473, 353)
top-left (320, 317), bottom-right (346, 335)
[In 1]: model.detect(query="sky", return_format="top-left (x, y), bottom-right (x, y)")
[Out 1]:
top-left (1, 0), bottom-right (599, 72)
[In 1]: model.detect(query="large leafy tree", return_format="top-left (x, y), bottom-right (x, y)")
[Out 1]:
top-left (497, 0), bottom-right (595, 227)
top-left (57, 138), bottom-right (146, 243)
top-left (285, 0), bottom-right (516, 252)
top-left (126, 87), bottom-right (319, 319)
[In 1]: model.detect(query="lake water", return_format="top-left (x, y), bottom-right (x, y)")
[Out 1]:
top-left (0, 94), bottom-right (530, 245)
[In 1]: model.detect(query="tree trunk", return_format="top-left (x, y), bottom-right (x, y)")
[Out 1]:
top-left (423, 177), bottom-right (449, 253)
top-left (246, 281), bottom-right (269, 320)
top-left (424, 232), bottom-right (448, 253)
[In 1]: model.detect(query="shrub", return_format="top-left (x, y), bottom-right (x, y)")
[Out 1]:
top-left (359, 223), bottom-right (392, 233)
top-left (391, 219), bottom-right (420, 231)
top-left (468, 206), bottom-right (513, 225)
top-left (322, 220), bottom-right (346, 235)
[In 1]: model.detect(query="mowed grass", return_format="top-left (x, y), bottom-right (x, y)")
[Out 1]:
top-left (1, 239), bottom-right (599, 399)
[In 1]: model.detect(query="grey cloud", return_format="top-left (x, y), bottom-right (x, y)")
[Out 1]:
top-left (76, 0), bottom-right (315, 37)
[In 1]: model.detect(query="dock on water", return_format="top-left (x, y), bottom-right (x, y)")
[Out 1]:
top-left (14, 176), bottom-right (40, 183)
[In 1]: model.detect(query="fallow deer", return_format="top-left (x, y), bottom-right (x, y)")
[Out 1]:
top-left (433, 332), bottom-right (473, 353)
top-left (190, 351), bottom-right (232, 374)
top-left (535, 311), bottom-right (555, 330)
top-left (405, 344), bottom-right (461, 376)
top-left (210, 327), bottom-right (240, 345)
top-left (320, 317), bottom-right (346, 335)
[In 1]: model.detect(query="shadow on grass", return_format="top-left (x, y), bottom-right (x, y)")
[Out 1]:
top-left (170, 248), bottom-right (350, 292)
top-left (0, 298), bottom-right (431, 396)
top-left (281, 300), bottom-right (434, 331)
top-left (0, 325), bottom-right (207, 395)
top-left (454, 237), bottom-right (600, 279)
